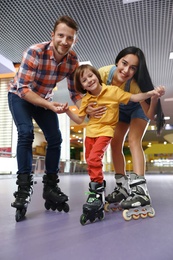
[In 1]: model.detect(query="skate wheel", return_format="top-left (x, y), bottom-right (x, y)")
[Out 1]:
top-left (148, 207), bottom-right (155, 218)
top-left (44, 201), bottom-right (51, 210)
top-left (89, 217), bottom-right (96, 223)
top-left (57, 205), bottom-right (63, 212)
top-left (104, 202), bottom-right (110, 212)
top-left (132, 214), bottom-right (140, 220)
top-left (50, 204), bottom-right (57, 211)
top-left (111, 207), bottom-right (119, 212)
top-left (122, 209), bottom-right (132, 221)
top-left (80, 214), bottom-right (87, 226)
top-left (15, 208), bottom-right (26, 222)
top-left (98, 210), bottom-right (105, 221)
top-left (140, 213), bottom-right (147, 219)
top-left (63, 203), bottom-right (70, 213)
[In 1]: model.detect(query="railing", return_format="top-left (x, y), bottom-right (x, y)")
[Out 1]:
top-left (0, 152), bottom-right (173, 175)
top-left (0, 151), bottom-right (17, 174)
top-left (32, 157), bottom-right (88, 175)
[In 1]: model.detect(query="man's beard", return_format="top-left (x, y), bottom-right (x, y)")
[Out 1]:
top-left (55, 44), bottom-right (70, 56)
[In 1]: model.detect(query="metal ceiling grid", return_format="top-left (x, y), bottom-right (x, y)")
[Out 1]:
top-left (0, 0), bottom-right (173, 128)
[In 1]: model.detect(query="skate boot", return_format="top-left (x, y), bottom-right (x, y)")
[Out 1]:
top-left (42, 174), bottom-right (69, 213)
top-left (80, 181), bottom-right (106, 225)
top-left (11, 173), bottom-right (34, 222)
top-left (104, 174), bottom-right (130, 212)
top-left (121, 173), bottom-right (155, 221)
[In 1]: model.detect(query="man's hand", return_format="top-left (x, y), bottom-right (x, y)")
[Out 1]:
top-left (50, 102), bottom-right (69, 114)
top-left (86, 102), bottom-right (107, 118)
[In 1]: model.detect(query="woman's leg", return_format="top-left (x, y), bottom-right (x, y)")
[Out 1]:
top-left (105, 122), bottom-right (131, 205)
top-left (128, 118), bottom-right (149, 176)
top-left (111, 121), bottom-right (129, 175)
top-left (121, 118), bottom-right (152, 210)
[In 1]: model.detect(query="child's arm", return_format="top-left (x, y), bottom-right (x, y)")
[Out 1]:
top-left (66, 109), bottom-right (85, 124)
top-left (59, 102), bottom-right (85, 124)
top-left (130, 86), bottom-right (165, 102)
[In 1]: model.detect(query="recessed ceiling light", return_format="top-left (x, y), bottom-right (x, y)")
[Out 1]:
top-left (164, 98), bottom-right (173, 101)
top-left (79, 61), bottom-right (92, 65)
top-left (123, 0), bottom-right (142, 4)
top-left (164, 116), bottom-right (170, 120)
top-left (169, 52), bottom-right (173, 59)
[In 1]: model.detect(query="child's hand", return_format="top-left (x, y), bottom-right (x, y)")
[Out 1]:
top-left (151, 86), bottom-right (165, 100)
top-left (55, 102), bottom-right (69, 114)
top-left (155, 85), bottom-right (165, 97)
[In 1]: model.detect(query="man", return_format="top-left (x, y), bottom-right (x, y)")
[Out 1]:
top-left (8, 15), bottom-right (81, 221)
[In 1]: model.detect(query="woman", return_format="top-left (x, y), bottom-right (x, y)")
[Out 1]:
top-left (87, 46), bottom-right (165, 215)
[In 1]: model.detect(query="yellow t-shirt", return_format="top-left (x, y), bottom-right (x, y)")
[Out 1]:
top-left (78, 83), bottom-right (132, 138)
top-left (98, 65), bottom-right (141, 94)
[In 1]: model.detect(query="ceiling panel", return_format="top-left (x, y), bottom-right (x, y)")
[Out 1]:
top-left (1, 0), bottom-right (173, 143)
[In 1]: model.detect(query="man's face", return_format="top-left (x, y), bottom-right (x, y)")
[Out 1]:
top-left (52, 23), bottom-right (77, 57)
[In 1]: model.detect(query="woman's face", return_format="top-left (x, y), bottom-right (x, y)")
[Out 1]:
top-left (115, 54), bottom-right (139, 84)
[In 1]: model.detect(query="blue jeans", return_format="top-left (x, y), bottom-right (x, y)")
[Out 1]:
top-left (8, 92), bottom-right (62, 174)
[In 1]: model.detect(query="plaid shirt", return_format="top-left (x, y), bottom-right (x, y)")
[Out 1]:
top-left (8, 41), bottom-right (81, 104)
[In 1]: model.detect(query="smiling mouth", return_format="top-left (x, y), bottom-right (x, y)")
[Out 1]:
top-left (120, 73), bottom-right (128, 79)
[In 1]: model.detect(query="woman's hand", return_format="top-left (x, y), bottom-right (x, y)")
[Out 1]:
top-left (86, 102), bottom-right (107, 118)
top-left (151, 85), bottom-right (166, 101)
top-left (155, 85), bottom-right (165, 97)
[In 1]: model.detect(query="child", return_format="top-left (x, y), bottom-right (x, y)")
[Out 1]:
top-left (61, 64), bottom-right (165, 225)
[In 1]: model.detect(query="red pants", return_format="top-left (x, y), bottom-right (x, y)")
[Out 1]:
top-left (85, 136), bottom-right (112, 183)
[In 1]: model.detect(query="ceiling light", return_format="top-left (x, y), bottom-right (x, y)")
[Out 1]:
top-left (79, 61), bottom-right (92, 65)
top-left (123, 0), bottom-right (142, 4)
top-left (150, 125), bottom-right (155, 130)
top-left (164, 98), bottom-right (173, 101)
top-left (164, 116), bottom-right (170, 120)
top-left (169, 52), bottom-right (173, 59)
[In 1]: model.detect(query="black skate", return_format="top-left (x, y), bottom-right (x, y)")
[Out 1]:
top-left (121, 173), bottom-right (155, 221)
top-left (104, 174), bottom-right (130, 212)
top-left (11, 174), bottom-right (34, 222)
top-left (80, 182), bottom-right (105, 226)
top-left (42, 174), bottom-right (69, 213)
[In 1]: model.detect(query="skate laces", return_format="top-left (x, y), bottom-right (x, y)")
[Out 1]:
top-left (85, 192), bottom-right (100, 203)
top-left (51, 186), bottom-right (66, 196)
top-left (109, 186), bottom-right (128, 198)
top-left (14, 188), bottom-right (31, 199)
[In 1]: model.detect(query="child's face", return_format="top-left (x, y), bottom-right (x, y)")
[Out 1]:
top-left (80, 69), bottom-right (99, 93)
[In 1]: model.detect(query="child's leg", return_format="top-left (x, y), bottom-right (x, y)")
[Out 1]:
top-left (80, 137), bottom-right (111, 225)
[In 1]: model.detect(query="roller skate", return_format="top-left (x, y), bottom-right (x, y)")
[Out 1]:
top-left (104, 174), bottom-right (130, 212)
top-left (42, 174), bottom-right (69, 213)
top-left (80, 181), bottom-right (105, 226)
top-left (11, 173), bottom-right (34, 222)
top-left (121, 173), bottom-right (155, 221)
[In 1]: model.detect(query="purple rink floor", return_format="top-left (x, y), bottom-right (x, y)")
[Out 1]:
top-left (0, 172), bottom-right (173, 260)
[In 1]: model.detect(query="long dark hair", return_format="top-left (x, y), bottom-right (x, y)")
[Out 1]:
top-left (115, 46), bottom-right (154, 103)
